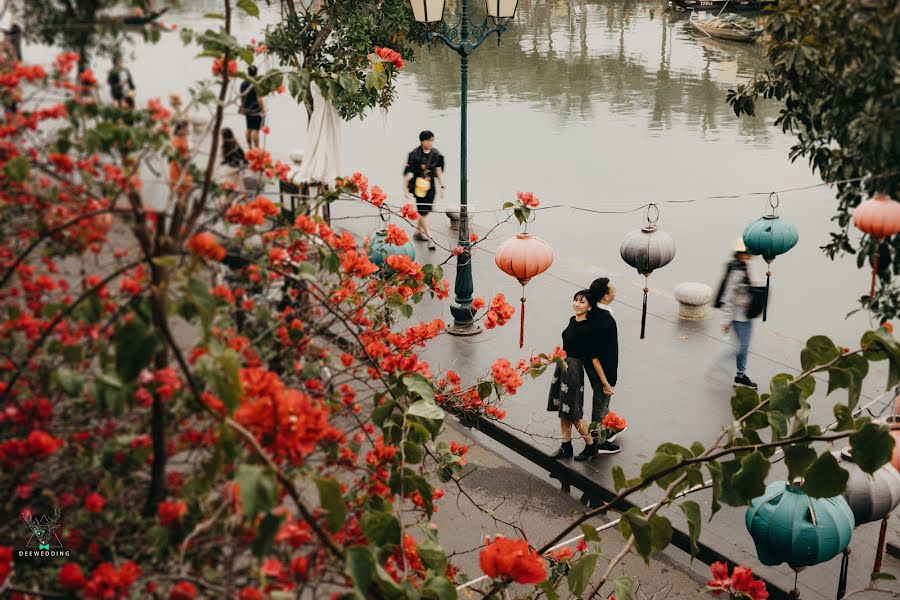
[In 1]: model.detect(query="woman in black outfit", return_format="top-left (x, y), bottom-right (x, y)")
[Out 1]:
top-left (220, 128), bottom-right (247, 190)
top-left (547, 290), bottom-right (599, 461)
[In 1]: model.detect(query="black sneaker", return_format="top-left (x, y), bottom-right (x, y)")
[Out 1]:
top-left (595, 441), bottom-right (621, 455)
top-left (606, 427), bottom-right (626, 443)
top-left (574, 443), bottom-right (598, 462)
top-left (551, 442), bottom-right (573, 459)
top-left (427, 239), bottom-right (436, 250)
top-left (733, 375), bottom-right (758, 389)
top-left (413, 232), bottom-right (428, 241)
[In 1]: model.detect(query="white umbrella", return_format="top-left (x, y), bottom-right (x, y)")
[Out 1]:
top-left (297, 84), bottom-right (343, 185)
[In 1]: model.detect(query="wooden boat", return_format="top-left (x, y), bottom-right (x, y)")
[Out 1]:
top-left (689, 12), bottom-right (763, 42)
top-left (673, 0), bottom-right (775, 11)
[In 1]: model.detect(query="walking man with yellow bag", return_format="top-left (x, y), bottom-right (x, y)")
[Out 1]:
top-left (403, 130), bottom-right (445, 250)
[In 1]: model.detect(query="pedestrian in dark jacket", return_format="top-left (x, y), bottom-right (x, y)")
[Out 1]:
top-left (585, 277), bottom-right (622, 455)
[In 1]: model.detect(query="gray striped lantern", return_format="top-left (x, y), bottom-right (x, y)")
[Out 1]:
top-left (836, 447), bottom-right (900, 590)
top-left (619, 204), bottom-right (676, 339)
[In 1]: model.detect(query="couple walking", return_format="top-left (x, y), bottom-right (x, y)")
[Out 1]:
top-left (547, 277), bottom-right (621, 462)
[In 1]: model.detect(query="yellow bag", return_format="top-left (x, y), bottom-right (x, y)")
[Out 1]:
top-left (414, 176), bottom-right (431, 198)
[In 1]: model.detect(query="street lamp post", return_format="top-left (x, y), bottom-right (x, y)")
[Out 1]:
top-left (409, 0), bottom-right (519, 336)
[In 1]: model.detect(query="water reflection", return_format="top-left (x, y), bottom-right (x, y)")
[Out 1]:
top-left (408, 0), bottom-right (771, 141)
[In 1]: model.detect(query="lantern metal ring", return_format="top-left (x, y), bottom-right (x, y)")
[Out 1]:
top-left (768, 191), bottom-right (780, 214)
top-left (645, 203), bottom-right (660, 226)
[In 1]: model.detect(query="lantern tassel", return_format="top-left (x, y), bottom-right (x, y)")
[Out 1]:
top-left (519, 293), bottom-right (526, 349)
top-left (870, 249), bottom-right (880, 300)
top-left (836, 548), bottom-right (850, 599)
top-left (873, 516), bottom-right (889, 577)
top-left (640, 281), bottom-right (649, 340)
top-left (763, 262), bottom-right (772, 322)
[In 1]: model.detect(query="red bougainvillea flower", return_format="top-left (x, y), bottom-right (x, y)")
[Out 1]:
top-left (84, 492), bottom-right (106, 513)
top-left (0, 546), bottom-right (11, 586)
top-left (545, 546), bottom-right (574, 562)
top-left (484, 293), bottom-right (515, 329)
top-left (384, 223), bottom-right (409, 246)
top-left (211, 58), bottom-right (237, 77)
top-left (186, 232), bottom-right (226, 261)
top-left (401, 203), bottom-right (419, 220)
top-left (374, 46), bottom-right (405, 69)
top-left (601, 412), bottom-right (627, 432)
top-left (82, 561), bottom-right (140, 600)
top-left (731, 566), bottom-right (768, 600)
top-left (706, 562), bottom-right (767, 599)
top-left (479, 536), bottom-right (546, 584)
top-left (237, 589), bottom-right (264, 600)
top-left (170, 581), bottom-right (197, 600)
top-left (58, 562), bottom-right (87, 589)
top-left (157, 500), bottom-right (188, 527)
top-left (516, 191), bottom-right (540, 208)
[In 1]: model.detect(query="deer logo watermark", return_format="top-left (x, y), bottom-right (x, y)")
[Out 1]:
top-left (19, 508), bottom-right (69, 558)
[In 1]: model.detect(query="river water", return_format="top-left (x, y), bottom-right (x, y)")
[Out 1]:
top-left (23, 0), bottom-right (878, 345)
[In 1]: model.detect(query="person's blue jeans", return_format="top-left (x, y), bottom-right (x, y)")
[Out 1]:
top-left (732, 320), bottom-right (753, 377)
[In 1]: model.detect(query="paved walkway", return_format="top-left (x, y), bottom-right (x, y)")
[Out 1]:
top-left (335, 208), bottom-right (899, 599)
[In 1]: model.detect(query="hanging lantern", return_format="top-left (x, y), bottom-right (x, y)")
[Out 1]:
top-left (837, 447), bottom-right (900, 525)
top-left (742, 193), bottom-right (799, 322)
top-left (367, 229), bottom-right (416, 269)
top-left (746, 481), bottom-right (854, 571)
top-left (495, 232), bottom-right (554, 348)
top-left (851, 193), bottom-right (900, 299)
top-left (619, 204), bottom-right (675, 339)
top-left (835, 447), bottom-right (900, 594)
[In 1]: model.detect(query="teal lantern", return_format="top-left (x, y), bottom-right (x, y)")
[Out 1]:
top-left (367, 229), bottom-right (416, 269)
top-left (746, 481), bottom-right (854, 573)
top-left (742, 193), bottom-right (799, 321)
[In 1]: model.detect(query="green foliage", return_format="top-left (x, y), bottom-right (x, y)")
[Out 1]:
top-left (263, 0), bottom-right (424, 120)
top-left (567, 552), bottom-right (599, 597)
top-left (727, 0), bottom-right (899, 320)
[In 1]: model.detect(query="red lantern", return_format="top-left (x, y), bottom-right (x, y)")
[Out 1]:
top-left (852, 194), bottom-right (900, 298)
top-left (495, 232), bottom-right (554, 347)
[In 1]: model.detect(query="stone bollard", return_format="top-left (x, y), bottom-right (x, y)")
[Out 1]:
top-left (674, 282), bottom-right (713, 319)
top-left (446, 208), bottom-right (460, 231)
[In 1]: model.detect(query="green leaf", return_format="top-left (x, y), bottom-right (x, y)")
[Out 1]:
top-left (784, 445), bottom-right (817, 482)
top-left (251, 513), bottom-right (284, 558)
top-left (833, 404), bottom-right (855, 432)
top-left (581, 523), bottom-right (600, 543)
top-left (314, 477), bottom-right (347, 533)
top-left (679, 500), bottom-right (702, 557)
top-left (801, 335), bottom-right (841, 371)
top-left (640, 452), bottom-right (681, 488)
top-left (731, 451), bottom-right (770, 504)
top-left (4, 156), bottom-right (29, 183)
top-left (612, 465), bottom-right (627, 491)
top-left (538, 581), bottom-right (560, 600)
top-left (403, 373), bottom-right (434, 402)
top-left (236, 0), bottom-right (260, 17)
top-left (768, 374), bottom-right (803, 417)
top-left (345, 545), bottom-right (375, 597)
top-left (235, 465), bottom-right (276, 519)
top-left (850, 422), bottom-right (895, 474)
top-left (801, 452), bottom-right (849, 498)
top-left (620, 508), bottom-right (655, 561)
top-left (360, 511), bottom-right (400, 547)
top-left (566, 552), bottom-right (599, 597)
top-left (613, 576), bottom-right (634, 600)
top-left (114, 319), bottom-right (159, 382)
top-left (424, 575), bottom-right (457, 600)
top-left (477, 381), bottom-right (493, 400)
top-left (731, 386), bottom-right (760, 419)
top-left (56, 367), bottom-right (84, 397)
top-left (768, 411), bottom-right (788, 439)
top-left (872, 573), bottom-right (897, 582)
top-left (417, 538), bottom-right (448, 572)
top-left (407, 399), bottom-right (444, 438)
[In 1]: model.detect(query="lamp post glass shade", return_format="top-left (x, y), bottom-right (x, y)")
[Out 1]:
top-left (410, 0), bottom-right (445, 23)
top-left (486, 0), bottom-right (519, 19)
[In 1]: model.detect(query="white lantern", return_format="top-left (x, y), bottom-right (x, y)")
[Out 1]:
top-left (409, 0), bottom-right (445, 24)
top-left (486, 0), bottom-right (519, 22)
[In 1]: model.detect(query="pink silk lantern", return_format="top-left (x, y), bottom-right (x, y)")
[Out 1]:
top-left (852, 194), bottom-right (900, 298)
top-left (495, 232), bottom-right (554, 347)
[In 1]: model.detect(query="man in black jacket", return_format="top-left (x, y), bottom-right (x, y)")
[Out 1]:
top-left (581, 277), bottom-right (621, 457)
